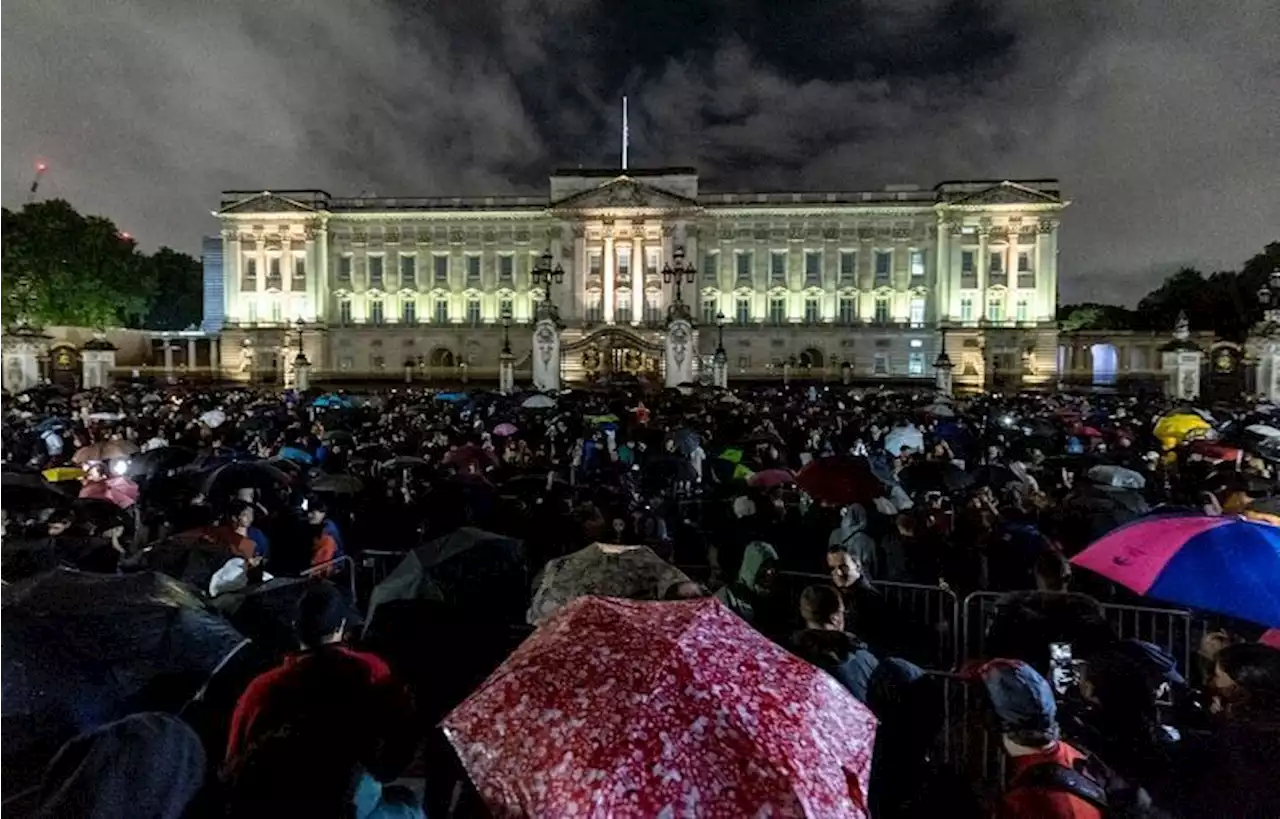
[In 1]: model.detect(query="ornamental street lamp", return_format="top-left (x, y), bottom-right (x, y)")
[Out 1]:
top-left (294, 317), bottom-right (306, 359)
top-left (531, 248), bottom-right (565, 305)
top-left (715, 311), bottom-right (726, 353)
top-left (661, 246), bottom-right (697, 306)
top-left (1257, 267), bottom-right (1280, 331)
top-left (501, 311), bottom-right (512, 355)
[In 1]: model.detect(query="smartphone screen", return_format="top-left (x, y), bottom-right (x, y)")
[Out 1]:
top-left (1049, 642), bottom-right (1074, 696)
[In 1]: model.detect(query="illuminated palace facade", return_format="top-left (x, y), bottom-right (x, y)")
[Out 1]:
top-left (213, 168), bottom-right (1067, 388)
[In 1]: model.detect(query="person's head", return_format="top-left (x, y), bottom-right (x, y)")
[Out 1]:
top-left (895, 513), bottom-right (917, 538)
top-left (294, 581), bottom-right (350, 649)
top-left (46, 508), bottom-right (74, 537)
top-left (1033, 549), bottom-right (1072, 592)
top-left (799, 584), bottom-right (845, 631)
top-left (973, 659), bottom-right (1060, 750)
top-left (226, 500), bottom-right (255, 532)
top-left (827, 545), bottom-right (863, 589)
top-left (1209, 642), bottom-right (1280, 718)
top-left (663, 580), bottom-right (710, 600)
top-left (304, 495), bottom-right (327, 526)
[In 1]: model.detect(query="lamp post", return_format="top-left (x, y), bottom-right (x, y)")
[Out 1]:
top-left (933, 324), bottom-right (954, 395)
top-left (292, 317), bottom-right (311, 391)
top-left (661, 246), bottom-right (697, 308)
top-left (531, 248), bottom-right (565, 305)
top-left (499, 308), bottom-right (515, 394)
top-left (1257, 267), bottom-right (1280, 328)
top-left (711, 311), bottom-right (728, 388)
top-left (1252, 267), bottom-right (1280, 401)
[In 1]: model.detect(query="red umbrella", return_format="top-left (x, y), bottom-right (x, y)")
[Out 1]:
top-left (795, 456), bottom-right (884, 506)
top-left (1075, 425), bottom-right (1104, 438)
top-left (443, 596), bottom-right (878, 818)
top-left (444, 444), bottom-right (498, 473)
top-left (748, 467), bottom-right (795, 489)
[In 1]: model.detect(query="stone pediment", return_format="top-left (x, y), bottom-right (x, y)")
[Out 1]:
top-left (551, 176), bottom-right (699, 211)
top-left (951, 181), bottom-right (1061, 206)
top-left (219, 192), bottom-right (320, 215)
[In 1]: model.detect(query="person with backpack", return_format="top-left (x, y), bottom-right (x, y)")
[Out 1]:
top-left (973, 658), bottom-right (1158, 819)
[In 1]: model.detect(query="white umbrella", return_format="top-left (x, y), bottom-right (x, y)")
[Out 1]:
top-left (1087, 464), bottom-right (1146, 490)
top-left (1246, 424), bottom-right (1280, 438)
top-left (885, 424), bottom-right (925, 455)
top-left (521, 394), bottom-right (556, 409)
top-left (199, 409), bottom-right (227, 429)
top-left (921, 403), bottom-right (955, 418)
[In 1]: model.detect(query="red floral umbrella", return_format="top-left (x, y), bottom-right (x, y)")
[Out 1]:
top-left (795, 456), bottom-right (884, 506)
top-left (78, 475), bottom-right (140, 509)
top-left (443, 596), bottom-right (878, 818)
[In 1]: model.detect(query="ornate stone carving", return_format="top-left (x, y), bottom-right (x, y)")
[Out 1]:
top-left (483, 228), bottom-right (497, 244)
top-left (352, 230), bottom-right (368, 245)
top-left (662, 224), bottom-right (676, 237)
top-left (1037, 218), bottom-right (1057, 234)
top-left (978, 217), bottom-right (993, 235)
top-left (384, 227), bottom-right (400, 244)
top-left (822, 225), bottom-right (838, 240)
top-left (519, 227), bottom-right (535, 242)
top-left (788, 225), bottom-right (805, 241)
top-left (892, 224), bottom-right (912, 241)
top-left (449, 229), bottom-right (465, 244)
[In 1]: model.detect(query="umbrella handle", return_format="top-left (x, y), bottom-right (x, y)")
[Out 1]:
top-left (181, 638), bottom-right (254, 714)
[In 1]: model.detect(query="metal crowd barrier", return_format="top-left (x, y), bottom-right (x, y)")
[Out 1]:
top-left (777, 571), bottom-right (960, 672)
top-left (301, 554), bottom-right (358, 602)
top-left (960, 591), bottom-right (1211, 678)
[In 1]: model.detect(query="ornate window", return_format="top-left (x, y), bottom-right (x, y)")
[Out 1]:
top-left (804, 297), bottom-right (820, 324)
top-left (434, 298), bottom-right (449, 324)
top-left (498, 254), bottom-right (514, 286)
top-left (337, 255), bottom-right (353, 288)
top-left (266, 256), bottom-right (282, 290)
top-left (368, 256), bottom-right (384, 290)
top-left (736, 296), bottom-right (751, 324)
top-left (874, 296), bottom-right (890, 325)
top-left (466, 297), bottom-right (481, 326)
top-left (770, 251), bottom-right (787, 287)
top-left (338, 298), bottom-right (352, 325)
top-left (242, 256), bottom-right (258, 292)
top-left (909, 249), bottom-right (925, 278)
top-left (838, 296), bottom-right (856, 325)
top-left (804, 251), bottom-right (822, 286)
top-left (402, 299), bottom-right (416, 325)
top-left (292, 255), bottom-right (307, 289)
top-left (465, 255), bottom-right (481, 287)
top-left (369, 298), bottom-right (385, 325)
top-left (874, 251), bottom-right (891, 284)
top-left (703, 251), bottom-right (719, 285)
top-left (768, 296), bottom-right (786, 325)
top-left (433, 254), bottom-right (449, 286)
top-left (909, 297), bottom-right (926, 328)
top-left (400, 255), bottom-right (417, 289)
top-left (701, 297), bottom-right (719, 326)
top-left (736, 251), bottom-right (753, 284)
top-left (838, 251), bottom-right (856, 287)
top-left (908, 352), bottom-right (925, 376)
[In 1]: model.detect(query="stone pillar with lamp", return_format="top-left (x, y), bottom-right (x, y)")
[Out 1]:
top-left (662, 247), bottom-right (697, 388)
top-left (531, 249), bottom-right (565, 392)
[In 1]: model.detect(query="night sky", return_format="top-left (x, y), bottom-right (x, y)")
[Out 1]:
top-left (3, 0), bottom-right (1277, 305)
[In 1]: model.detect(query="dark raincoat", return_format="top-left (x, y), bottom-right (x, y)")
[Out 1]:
top-left (790, 629), bottom-right (880, 702)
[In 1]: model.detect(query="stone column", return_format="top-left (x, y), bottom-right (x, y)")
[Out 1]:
top-left (1034, 225), bottom-right (1047, 320)
top-left (187, 338), bottom-right (197, 371)
top-left (224, 230), bottom-right (240, 325)
top-left (211, 338), bottom-right (221, 377)
top-left (404, 360), bottom-right (414, 384)
top-left (316, 221), bottom-right (330, 323)
top-left (163, 339), bottom-right (175, 382)
top-left (711, 347), bottom-right (728, 389)
top-left (935, 220), bottom-right (951, 324)
top-left (3, 329), bottom-right (51, 393)
top-left (1160, 313), bottom-right (1203, 400)
top-left (603, 230), bottom-right (615, 324)
top-left (572, 228), bottom-right (586, 324)
top-left (293, 353), bottom-right (311, 392)
top-left (631, 233), bottom-right (643, 325)
top-left (977, 221), bottom-right (990, 298)
top-left (499, 348), bottom-right (516, 394)
top-left (664, 311), bottom-right (695, 388)
top-left (532, 316), bottom-right (561, 392)
top-left (1041, 218), bottom-right (1058, 323)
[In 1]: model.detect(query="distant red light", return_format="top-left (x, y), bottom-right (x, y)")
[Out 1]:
top-left (35, 162), bottom-right (47, 172)
top-left (120, 232), bottom-right (132, 240)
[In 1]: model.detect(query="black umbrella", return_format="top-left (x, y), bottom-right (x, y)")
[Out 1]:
top-left (365, 527), bottom-right (528, 631)
top-left (202, 460), bottom-right (291, 498)
top-left (70, 497), bottom-right (134, 536)
top-left (969, 464), bottom-right (1021, 492)
top-left (311, 472), bottom-right (365, 495)
top-left (898, 461), bottom-right (974, 495)
top-left (133, 533), bottom-right (236, 591)
top-left (212, 577), bottom-right (354, 654)
top-left (125, 446), bottom-right (197, 480)
top-left (1, 472), bottom-right (71, 513)
top-left (1, 569), bottom-right (246, 789)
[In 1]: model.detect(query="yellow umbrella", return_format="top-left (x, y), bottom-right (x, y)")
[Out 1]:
top-left (1153, 413), bottom-right (1210, 450)
top-left (42, 466), bottom-right (85, 483)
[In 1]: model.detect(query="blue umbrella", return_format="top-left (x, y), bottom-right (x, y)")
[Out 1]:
top-left (434, 392), bottom-right (468, 403)
top-left (311, 393), bottom-right (353, 409)
top-left (277, 445), bottom-right (314, 466)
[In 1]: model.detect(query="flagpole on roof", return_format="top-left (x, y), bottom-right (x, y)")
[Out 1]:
top-left (622, 96), bottom-right (629, 171)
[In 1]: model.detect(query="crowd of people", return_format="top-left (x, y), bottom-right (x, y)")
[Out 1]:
top-left (2, 378), bottom-right (1279, 818)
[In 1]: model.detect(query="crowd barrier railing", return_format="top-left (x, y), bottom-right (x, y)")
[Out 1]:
top-left (301, 554), bottom-right (358, 602)
top-left (960, 591), bottom-right (1212, 678)
top-left (776, 571), bottom-right (960, 672)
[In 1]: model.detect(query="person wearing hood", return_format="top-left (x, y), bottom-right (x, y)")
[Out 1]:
top-left (828, 503), bottom-right (879, 579)
top-left (714, 540), bottom-right (779, 630)
top-left (791, 584), bottom-right (880, 702)
top-left (26, 712), bottom-right (206, 819)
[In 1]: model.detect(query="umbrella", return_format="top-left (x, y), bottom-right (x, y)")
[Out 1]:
top-left (667, 428), bottom-right (701, 456)
top-left (381, 455), bottom-right (431, 470)
top-left (1186, 440), bottom-right (1242, 462)
top-left (321, 430), bottom-right (355, 446)
top-left (198, 409), bottom-right (227, 429)
top-left (897, 461), bottom-right (973, 495)
top-left (71, 440), bottom-right (139, 464)
top-left (311, 393), bottom-right (353, 409)
top-left (135, 533), bottom-right (240, 591)
top-left (1245, 424), bottom-right (1280, 439)
top-left (77, 476), bottom-right (140, 510)
top-left (1086, 464), bottom-right (1146, 490)
top-left (213, 577), bottom-right (346, 653)
top-left (40, 466), bottom-right (84, 484)
top-left (520, 394), bottom-right (556, 410)
top-left (920, 403), bottom-right (956, 418)
top-left (86, 411), bottom-right (125, 422)
top-left (365, 528), bottom-right (528, 630)
top-left (527, 542), bottom-right (692, 625)
top-left (443, 596), bottom-right (878, 818)
top-left (276, 445), bottom-right (315, 465)
top-left (1154, 413), bottom-right (1210, 448)
top-left (1, 473), bottom-right (71, 513)
top-left (1071, 516), bottom-right (1280, 627)
top-left (492, 422), bottom-right (518, 437)
top-left (969, 464), bottom-right (1021, 491)
top-left (125, 446), bottom-right (197, 480)
top-left (444, 444), bottom-right (498, 472)
top-left (310, 472), bottom-right (365, 495)
top-left (434, 392), bottom-right (468, 403)
top-left (884, 424), bottom-right (925, 455)
top-left (202, 460), bottom-right (291, 498)
top-left (795, 457), bottom-right (883, 506)
top-left (748, 468), bottom-right (796, 489)
top-left (2, 569), bottom-right (246, 785)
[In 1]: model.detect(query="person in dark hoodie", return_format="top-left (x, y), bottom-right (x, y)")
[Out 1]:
top-left (866, 658), bottom-right (982, 819)
top-left (28, 712), bottom-right (206, 819)
top-left (791, 584), bottom-right (880, 702)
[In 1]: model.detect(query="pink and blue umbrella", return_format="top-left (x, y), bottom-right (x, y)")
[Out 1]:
top-left (1071, 515), bottom-right (1280, 626)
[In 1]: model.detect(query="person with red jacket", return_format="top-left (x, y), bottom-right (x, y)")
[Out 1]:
top-left (971, 659), bottom-right (1104, 819)
top-left (224, 582), bottom-right (414, 784)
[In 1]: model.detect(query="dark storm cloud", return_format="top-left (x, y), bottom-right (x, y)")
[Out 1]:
top-left (3, 0), bottom-right (1277, 304)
